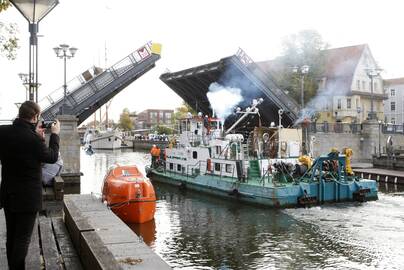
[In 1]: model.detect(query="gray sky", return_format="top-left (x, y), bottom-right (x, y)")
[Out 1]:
top-left (1, 0), bottom-right (403, 123)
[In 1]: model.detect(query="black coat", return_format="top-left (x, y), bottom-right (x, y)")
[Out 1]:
top-left (0, 118), bottom-right (59, 212)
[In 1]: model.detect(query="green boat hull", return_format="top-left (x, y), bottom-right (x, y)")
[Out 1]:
top-left (147, 168), bottom-right (378, 208)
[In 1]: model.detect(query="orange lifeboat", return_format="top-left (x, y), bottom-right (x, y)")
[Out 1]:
top-left (101, 165), bottom-right (156, 224)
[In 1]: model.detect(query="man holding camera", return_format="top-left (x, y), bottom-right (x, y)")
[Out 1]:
top-left (0, 101), bottom-right (60, 270)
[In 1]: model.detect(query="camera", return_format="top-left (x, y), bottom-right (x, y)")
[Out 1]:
top-left (41, 120), bottom-right (56, 129)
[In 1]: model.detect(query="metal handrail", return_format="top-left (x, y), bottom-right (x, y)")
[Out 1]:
top-left (40, 42), bottom-right (153, 113)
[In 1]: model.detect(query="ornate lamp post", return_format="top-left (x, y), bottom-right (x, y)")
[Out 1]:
top-left (10, 0), bottom-right (59, 102)
top-left (293, 65), bottom-right (310, 154)
top-left (53, 44), bottom-right (78, 114)
top-left (292, 65), bottom-right (310, 108)
top-left (365, 67), bottom-right (382, 120)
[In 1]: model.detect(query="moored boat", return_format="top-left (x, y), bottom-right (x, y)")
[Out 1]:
top-left (102, 165), bottom-right (156, 223)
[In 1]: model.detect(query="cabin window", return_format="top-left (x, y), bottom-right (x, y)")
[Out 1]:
top-left (177, 164), bottom-right (182, 172)
top-left (215, 163), bottom-right (221, 171)
top-left (193, 151), bottom-right (198, 159)
top-left (108, 138), bottom-right (111, 141)
top-left (391, 102), bottom-right (396, 111)
top-left (216, 146), bottom-right (221, 155)
top-left (169, 163), bottom-right (173, 170)
top-left (114, 137), bottom-right (117, 141)
top-left (194, 130), bottom-right (198, 135)
top-left (225, 164), bottom-right (232, 173)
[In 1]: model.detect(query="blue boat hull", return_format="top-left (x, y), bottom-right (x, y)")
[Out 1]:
top-left (148, 169), bottom-right (378, 208)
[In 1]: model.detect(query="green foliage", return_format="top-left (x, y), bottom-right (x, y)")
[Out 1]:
top-left (118, 108), bottom-right (133, 131)
top-left (0, 0), bottom-right (11, 12)
top-left (0, 0), bottom-right (19, 60)
top-left (172, 101), bottom-right (196, 122)
top-left (270, 29), bottom-right (329, 106)
top-left (154, 125), bottom-right (173, 135)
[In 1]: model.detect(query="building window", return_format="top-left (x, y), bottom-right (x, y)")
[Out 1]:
top-left (165, 112), bottom-right (171, 122)
top-left (225, 164), bottom-right (232, 173)
top-left (391, 118), bottom-right (396, 124)
top-left (374, 82), bottom-right (378, 91)
top-left (150, 112), bottom-right (158, 123)
top-left (391, 89), bottom-right (395, 96)
top-left (362, 81), bottom-right (366, 90)
top-left (193, 151), bottom-right (198, 159)
top-left (356, 80), bottom-right (360, 90)
top-left (169, 163), bottom-right (173, 170)
top-left (215, 163), bottom-right (221, 172)
top-left (337, 99), bottom-right (342, 109)
top-left (391, 101), bottom-right (396, 111)
top-left (347, 98), bottom-right (351, 109)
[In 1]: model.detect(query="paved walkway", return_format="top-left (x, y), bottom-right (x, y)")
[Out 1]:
top-left (0, 210), bottom-right (82, 270)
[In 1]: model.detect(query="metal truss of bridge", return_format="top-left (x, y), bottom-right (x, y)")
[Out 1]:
top-left (160, 48), bottom-right (300, 129)
top-left (40, 42), bottom-right (161, 125)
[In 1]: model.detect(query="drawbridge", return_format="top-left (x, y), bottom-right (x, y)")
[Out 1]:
top-left (160, 48), bottom-right (300, 129)
top-left (40, 42), bottom-right (161, 125)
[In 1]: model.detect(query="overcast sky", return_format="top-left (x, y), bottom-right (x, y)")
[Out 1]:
top-left (1, 0), bottom-right (403, 123)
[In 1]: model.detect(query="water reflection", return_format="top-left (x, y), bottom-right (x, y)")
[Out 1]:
top-left (81, 150), bottom-right (404, 269)
top-left (129, 219), bottom-right (157, 246)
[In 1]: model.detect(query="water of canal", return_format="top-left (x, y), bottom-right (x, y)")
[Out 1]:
top-left (81, 149), bottom-right (404, 270)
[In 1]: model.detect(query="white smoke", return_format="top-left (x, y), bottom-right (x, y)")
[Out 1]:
top-left (294, 58), bottom-right (358, 125)
top-left (207, 82), bottom-right (243, 121)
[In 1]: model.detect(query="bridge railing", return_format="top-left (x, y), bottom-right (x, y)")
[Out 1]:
top-left (308, 122), bottom-right (362, 134)
top-left (39, 42), bottom-right (154, 117)
top-left (0, 120), bottom-right (12, 126)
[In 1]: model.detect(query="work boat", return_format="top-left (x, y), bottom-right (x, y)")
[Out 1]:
top-left (102, 165), bottom-right (156, 223)
top-left (146, 98), bottom-right (378, 207)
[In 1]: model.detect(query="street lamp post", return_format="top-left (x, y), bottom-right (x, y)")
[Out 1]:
top-left (53, 44), bottom-right (78, 114)
top-left (378, 120), bottom-right (382, 157)
top-left (365, 67), bottom-right (382, 120)
top-left (292, 65), bottom-right (310, 108)
top-left (293, 65), bottom-right (310, 154)
top-left (10, 0), bottom-right (59, 102)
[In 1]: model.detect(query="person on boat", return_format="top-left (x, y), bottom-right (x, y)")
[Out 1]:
top-left (0, 101), bottom-right (60, 269)
top-left (150, 145), bottom-right (160, 168)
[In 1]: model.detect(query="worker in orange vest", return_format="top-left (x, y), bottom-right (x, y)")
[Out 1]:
top-left (150, 145), bottom-right (160, 168)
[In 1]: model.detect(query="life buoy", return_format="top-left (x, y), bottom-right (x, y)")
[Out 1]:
top-left (207, 159), bottom-right (212, 171)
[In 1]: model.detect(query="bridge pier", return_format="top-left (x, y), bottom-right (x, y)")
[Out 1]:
top-left (57, 115), bottom-right (81, 193)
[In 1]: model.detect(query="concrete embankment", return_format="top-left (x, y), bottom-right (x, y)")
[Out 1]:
top-left (64, 194), bottom-right (171, 269)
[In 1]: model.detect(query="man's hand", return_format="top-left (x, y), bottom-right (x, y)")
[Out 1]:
top-left (35, 122), bottom-right (45, 141)
top-left (51, 120), bottom-right (60, 135)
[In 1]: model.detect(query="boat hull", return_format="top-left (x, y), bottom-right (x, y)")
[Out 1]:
top-left (113, 200), bottom-right (156, 224)
top-left (147, 168), bottom-right (378, 208)
top-left (102, 165), bottom-right (156, 223)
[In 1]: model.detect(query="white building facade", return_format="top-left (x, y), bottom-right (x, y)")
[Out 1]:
top-left (384, 78), bottom-right (404, 125)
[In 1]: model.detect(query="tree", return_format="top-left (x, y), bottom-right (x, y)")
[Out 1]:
top-left (118, 108), bottom-right (133, 131)
top-left (153, 125), bottom-right (173, 135)
top-left (0, 0), bottom-right (19, 60)
top-left (172, 101), bottom-right (196, 122)
top-left (267, 30), bottom-right (329, 106)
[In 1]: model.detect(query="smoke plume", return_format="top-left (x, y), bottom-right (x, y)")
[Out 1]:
top-left (294, 58), bottom-right (357, 125)
top-left (207, 82), bottom-right (243, 121)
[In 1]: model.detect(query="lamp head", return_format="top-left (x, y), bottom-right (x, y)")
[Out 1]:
top-left (69, 47), bottom-right (78, 57)
top-left (10, 0), bottom-right (59, 23)
top-left (53, 46), bottom-right (61, 56)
